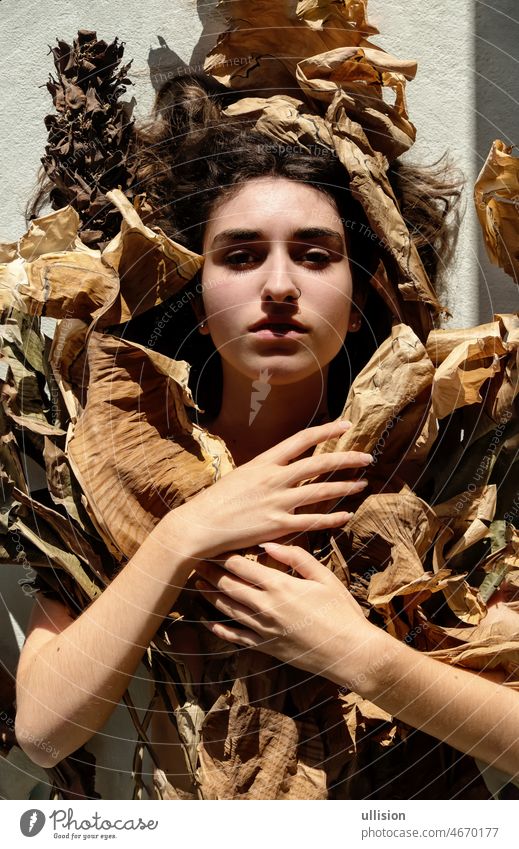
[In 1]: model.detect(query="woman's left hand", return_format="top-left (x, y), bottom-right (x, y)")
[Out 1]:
top-left (195, 542), bottom-right (382, 682)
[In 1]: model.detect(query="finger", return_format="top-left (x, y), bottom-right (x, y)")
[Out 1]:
top-left (254, 420), bottom-right (352, 466)
top-left (199, 554), bottom-right (277, 592)
top-left (289, 478), bottom-right (368, 507)
top-left (258, 543), bottom-right (333, 582)
top-left (289, 510), bottom-right (354, 533)
top-left (196, 579), bottom-right (261, 629)
top-left (200, 617), bottom-right (263, 649)
top-left (284, 450), bottom-right (373, 485)
top-left (196, 560), bottom-right (270, 600)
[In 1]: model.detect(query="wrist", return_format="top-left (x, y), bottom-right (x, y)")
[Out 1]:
top-left (155, 506), bottom-right (213, 563)
top-left (327, 622), bottom-right (400, 696)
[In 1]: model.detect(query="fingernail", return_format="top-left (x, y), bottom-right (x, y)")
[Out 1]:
top-left (259, 542), bottom-right (282, 549)
top-left (337, 420), bottom-right (352, 429)
top-left (360, 453), bottom-right (373, 463)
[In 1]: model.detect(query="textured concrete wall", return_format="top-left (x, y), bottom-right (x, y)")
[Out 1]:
top-left (0, 0), bottom-right (517, 800)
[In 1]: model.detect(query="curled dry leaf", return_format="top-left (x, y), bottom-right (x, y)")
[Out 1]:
top-left (40, 30), bottom-right (138, 250)
top-left (0, 190), bottom-right (203, 325)
top-left (204, 0), bottom-right (378, 95)
top-left (432, 329), bottom-right (508, 420)
top-left (199, 691), bottom-right (328, 800)
top-left (474, 140), bottom-right (519, 282)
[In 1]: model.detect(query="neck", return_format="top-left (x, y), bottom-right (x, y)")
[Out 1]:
top-left (201, 363), bottom-right (332, 465)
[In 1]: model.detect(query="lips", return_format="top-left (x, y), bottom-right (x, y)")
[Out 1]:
top-left (249, 317), bottom-right (309, 333)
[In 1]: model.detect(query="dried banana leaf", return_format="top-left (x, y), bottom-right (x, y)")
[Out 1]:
top-left (205, 0), bottom-right (379, 95)
top-left (0, 191), bottom-right (203, 326)
top-left (40, 30), bottom-right (138, 250)
top-left (474, 140), bottom-right (519, 282)
top-left (66, 330), bottom-right (234, 561)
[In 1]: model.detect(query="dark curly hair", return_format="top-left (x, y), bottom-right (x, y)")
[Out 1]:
top-left (111, 73), bottom-right (462, 420)
top-left (28, 71), bottom-right (463, 421)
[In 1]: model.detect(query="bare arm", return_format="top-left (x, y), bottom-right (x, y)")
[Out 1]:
top-left (15, 421), bottom-right (371, 768)
top-left (15, 511), bottom-right (198, 768)
top-left (195, 543), bottom-right (519, 780)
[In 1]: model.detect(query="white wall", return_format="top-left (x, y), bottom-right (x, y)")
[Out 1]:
top-left (1, 1), bottom-right (518, 320)
top-left (0, 0), bottom-right (518, 800)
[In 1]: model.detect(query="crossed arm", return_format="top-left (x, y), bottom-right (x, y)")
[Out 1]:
top-left (15, 517), bottom-right (519, 779)
top-left (195, 541), bottom-right (519, 781)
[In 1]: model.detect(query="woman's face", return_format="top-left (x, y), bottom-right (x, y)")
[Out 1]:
top-left (199, 176), bottom-right (354, 385)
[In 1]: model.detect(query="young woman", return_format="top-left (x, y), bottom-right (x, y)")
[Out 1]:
top-left (15, 74), bottom-right (519, 797)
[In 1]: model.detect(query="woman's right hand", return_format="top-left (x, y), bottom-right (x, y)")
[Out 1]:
top-left (171, 420), bottom-right (372, 559)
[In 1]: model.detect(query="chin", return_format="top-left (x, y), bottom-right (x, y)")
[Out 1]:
top-left (236, 357), bottom-right (327, 385)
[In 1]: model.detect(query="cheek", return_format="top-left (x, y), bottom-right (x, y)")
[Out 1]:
top-left (311, 279), bottom-right (352, 339)
top-left (201, 276), bottom-right (248, 345)
top-left (201, 266), bottom-right (238, 318)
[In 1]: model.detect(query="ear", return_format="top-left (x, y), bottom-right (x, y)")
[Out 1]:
top-left (190, 293), bottom-right (210, 334)
top-left (348, 309), bottom-right (362, 333)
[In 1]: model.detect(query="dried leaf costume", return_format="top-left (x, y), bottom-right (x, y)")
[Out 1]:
top-left (1, 4), bottom-right (519, 800)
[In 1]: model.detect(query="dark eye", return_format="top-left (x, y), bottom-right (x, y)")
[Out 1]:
top-left (224, 251), bottom-right (257, 267)
top-left (302, 250), bottom-right (330, 265)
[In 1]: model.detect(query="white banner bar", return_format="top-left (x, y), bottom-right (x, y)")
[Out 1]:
top-left (2, 799), bottom-right (516, 849)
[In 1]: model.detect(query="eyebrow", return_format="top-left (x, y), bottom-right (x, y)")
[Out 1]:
top-left (210, 227), bottom-right (345, 250)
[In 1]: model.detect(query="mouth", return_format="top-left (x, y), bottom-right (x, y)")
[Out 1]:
top-left (249, 319), bottom-right (309, 336)
top-left (250, 324), bottom-right (309, 338)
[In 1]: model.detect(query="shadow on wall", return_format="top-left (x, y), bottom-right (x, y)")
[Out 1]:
top-left (475, 0), bottom-right (519, 320)
top-left (147, 0), bottom-right (225, 92)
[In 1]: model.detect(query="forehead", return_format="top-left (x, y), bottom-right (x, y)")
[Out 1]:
top-left (204, 176), bottom-right (342, 238)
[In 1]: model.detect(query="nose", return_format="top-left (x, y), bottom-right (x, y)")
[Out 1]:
top-left (259, 246), bottom-right (301, 303)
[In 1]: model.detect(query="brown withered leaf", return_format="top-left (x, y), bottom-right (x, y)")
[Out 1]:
top-left (474, 140), bottom-right (519, 282)
top-left (432, 329), bottom-right (507, 419)
top-left (313, 324), bottom-right (435, 478)
top-left (0, 231), bottom-right (116, 320)
top-left (368, 567), bottom-right (456, 608)
top-left (489, 313), bottom-right (519, 423)
top-left (98, 190), bottom-right (204, 326)
top-left (204, 0), bottom-right (378, 94)
top-left (0, 191), bottom-right (203, 326)
top-left (427, 320), bottom-right (507, 366)
top-left (479, 528), bottom-right (519, 603)
top-left (339, 691), bottom-right (396, 751)
top-left (41, 30), bottom-right (138, 250)
top-left (342, 490), bottom-right (442, 607)
top-left (297, 46), bottom-right (417, 159)
top-left (328, 97), bottom-right (439, 330)
top-left (66, 331), bottom-right (234, 561)
top-left (429, 637), bottom-right (519, 678)
top-left (198, 690), bottom-right (327, 800)
top-left (431, 486), bottom-right (496, 624)
top-left (42, 436), bottom-right (98, 534)
top-left (434, 485), bottom-right (497, 562)
top-left (12, 487), bottom-right (106, 597)
top-left (0, 205), bottom-right (81, 263)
